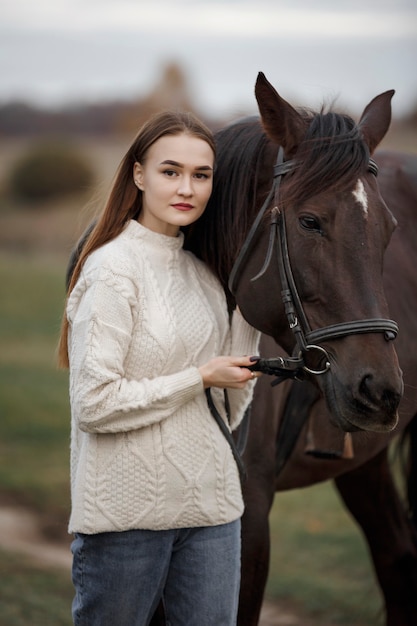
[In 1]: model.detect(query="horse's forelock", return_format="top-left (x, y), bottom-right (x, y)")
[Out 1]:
top-left (284, 111), bottom-right (370, 207)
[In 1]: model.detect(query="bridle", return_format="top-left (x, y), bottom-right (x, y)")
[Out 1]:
top-left (228, 147), bottom-right (399, 384)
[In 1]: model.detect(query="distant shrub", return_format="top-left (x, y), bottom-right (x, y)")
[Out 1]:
top-left (8, 141), bottom-right (95, 203)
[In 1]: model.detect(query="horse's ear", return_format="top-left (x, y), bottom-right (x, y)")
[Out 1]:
top-left (358, 90), bottom-right (395, 154)
top-left (255, 72), bottom-right (306, 156)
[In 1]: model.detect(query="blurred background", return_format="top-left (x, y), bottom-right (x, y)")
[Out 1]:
top-left (0, 1), bottom-right (416, 624)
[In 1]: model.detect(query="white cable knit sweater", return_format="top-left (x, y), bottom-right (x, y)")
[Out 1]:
top-left (67, 220), bottom-right (260, 534)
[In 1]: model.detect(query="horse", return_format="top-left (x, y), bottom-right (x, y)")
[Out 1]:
top-left (66, 73), bottom-right (410, 624)
top-left (235, 148), bottom-right (417, 626)
top-left (185, 74), bottom-right (416, 625)
top-left (199, 83), bottom-right (416, 623)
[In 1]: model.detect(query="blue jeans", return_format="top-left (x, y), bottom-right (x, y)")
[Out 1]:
top-left (71, 519), bottom-right (241, 626)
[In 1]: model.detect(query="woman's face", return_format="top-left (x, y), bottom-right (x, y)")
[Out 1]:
top-left (134, 132), bottom-right (214, 237)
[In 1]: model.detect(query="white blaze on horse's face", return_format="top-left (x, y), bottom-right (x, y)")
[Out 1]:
top-left (352, 179), bottom-right (368, 217)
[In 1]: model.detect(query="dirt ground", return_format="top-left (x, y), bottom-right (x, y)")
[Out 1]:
top-left (0, 505), bottom-right (336, 626)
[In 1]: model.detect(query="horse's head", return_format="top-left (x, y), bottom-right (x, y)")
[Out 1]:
top-left (231, 73), bottom-right (403, 433)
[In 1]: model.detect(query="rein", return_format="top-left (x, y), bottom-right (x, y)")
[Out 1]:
top-left (228, 147), bottom-right (399, 384)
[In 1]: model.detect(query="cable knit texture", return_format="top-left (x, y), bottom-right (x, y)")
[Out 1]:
top-left (67, 220), bottom-right (260, 534)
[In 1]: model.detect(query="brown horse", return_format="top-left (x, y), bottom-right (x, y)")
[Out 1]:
top-left (67, 74), bottom-right (411, 624)
top-left (185, 75), bottom-right (415, 625)
top-left (236, 149), bottom-right (417, 626)
top-left (239, 147), bottom-right (417, 626)
top-left (228, 126), bottom-right (417, 623)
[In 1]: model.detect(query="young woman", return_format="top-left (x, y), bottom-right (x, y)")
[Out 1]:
top-left (58, 110), bottom-right (261, 626)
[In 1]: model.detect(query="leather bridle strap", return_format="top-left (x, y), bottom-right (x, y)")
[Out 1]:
top-left (307, 319), bottom-right (399, 344)
top-left (228, 153), bottom-right (284, 296)
top-left (205, 388), bottom-right (246, 485)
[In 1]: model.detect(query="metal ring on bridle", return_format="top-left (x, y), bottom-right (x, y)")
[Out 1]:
top-left (300, 344), bottom-right (331, 375)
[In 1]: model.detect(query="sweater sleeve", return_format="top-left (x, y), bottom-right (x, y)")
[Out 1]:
top-left (67, 268), bottom-right (203, 434)
top-left (225, 308), bottom-right (261, 430)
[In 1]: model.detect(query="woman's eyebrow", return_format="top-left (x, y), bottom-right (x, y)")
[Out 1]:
top-left (160, 159), bottom-right (213, 171)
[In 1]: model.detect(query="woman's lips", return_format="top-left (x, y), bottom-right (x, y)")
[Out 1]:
top-left (172, 203), bottom-right (194, 211)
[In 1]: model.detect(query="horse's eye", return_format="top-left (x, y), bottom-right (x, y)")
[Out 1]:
top-left (300, 215), bottom-right (322, 232)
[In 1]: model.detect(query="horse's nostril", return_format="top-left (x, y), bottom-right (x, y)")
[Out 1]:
top-left (359, 374), bottom-right (401, 413)
top-left (359, 374), bottom-right (374, 401)
top-left (381, 388), bottom-right (403, 414)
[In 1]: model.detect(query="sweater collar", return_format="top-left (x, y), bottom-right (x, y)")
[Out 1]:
top-left (125, 219), bottom-right (184, 251)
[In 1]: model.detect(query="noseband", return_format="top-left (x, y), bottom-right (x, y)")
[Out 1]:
top-left (228, 147), bottom-right (399, 384)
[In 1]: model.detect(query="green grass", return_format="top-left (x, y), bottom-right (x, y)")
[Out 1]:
top-left (0, 549), bottom-right (73, 626)
top-left (0, 251), bottom-right (385, 624)
top-left (0, 254), bottom-right (70, 517)
top-left (267, 484), bottom-right (384, 624)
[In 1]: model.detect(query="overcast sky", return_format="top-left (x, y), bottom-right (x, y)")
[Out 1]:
top-left (1, 0), bottom-right (416, 119)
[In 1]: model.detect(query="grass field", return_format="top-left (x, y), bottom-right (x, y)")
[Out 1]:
top-left (268, 486), bottom-right (384, 624)
top-left (0, 549), bottom-right (73, 626)
top-left (0, 251), bottom-right (385, 625)
top-left (0, 255), bottom-right (70, 520)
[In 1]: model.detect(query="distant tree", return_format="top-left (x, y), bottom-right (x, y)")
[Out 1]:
top-left (116, 62), bottom-right (201, 134)
top-left (8, 140), bottom-right (95, 204)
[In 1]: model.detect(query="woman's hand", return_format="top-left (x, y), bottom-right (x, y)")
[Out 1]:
top-left (198, 356), bottom-right (260, 390)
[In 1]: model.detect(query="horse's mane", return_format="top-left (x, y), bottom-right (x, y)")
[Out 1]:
top-left (285, 109), bottom-right (370, 207)
top-left (184, 108), bottom-right (370, 294)
top-left (183, 117), bottom-right (273, 291)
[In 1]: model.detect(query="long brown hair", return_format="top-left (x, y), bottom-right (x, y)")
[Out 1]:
top-left (58, 110), bottom-right (215, 368)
